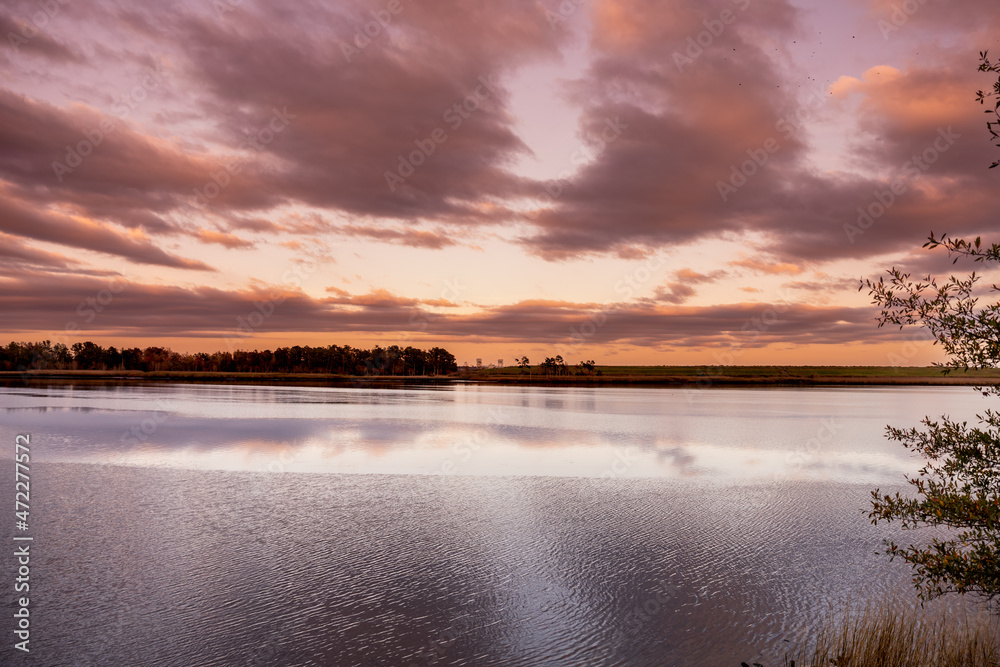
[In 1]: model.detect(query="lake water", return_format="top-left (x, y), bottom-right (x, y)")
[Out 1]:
top-left (0, 382), bottom-right (994, 665)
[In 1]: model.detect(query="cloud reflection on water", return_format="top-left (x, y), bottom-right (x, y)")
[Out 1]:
top-left (0, 383), bottom-right (986, 483)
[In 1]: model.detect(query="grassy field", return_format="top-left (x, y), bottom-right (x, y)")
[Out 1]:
top-left (455, 365), bottom-right (1000, 386)
top-left (3, 365), bottom-right (999, 386)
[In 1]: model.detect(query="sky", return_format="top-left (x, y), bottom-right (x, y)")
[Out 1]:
top-left (1, 0), bottom-right (998, 367)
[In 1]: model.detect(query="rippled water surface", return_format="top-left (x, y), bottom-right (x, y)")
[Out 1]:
top-left (0, 383), bottom-right (993, 665)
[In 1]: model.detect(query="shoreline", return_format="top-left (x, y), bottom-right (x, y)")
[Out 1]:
top-left (2, 366), bottom-right (998, 387)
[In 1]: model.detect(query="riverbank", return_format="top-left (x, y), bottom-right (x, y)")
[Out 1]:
top-left (2, 365), bottom-right (999, 386)
top-left (456, 365), bottom-right (1000, 386)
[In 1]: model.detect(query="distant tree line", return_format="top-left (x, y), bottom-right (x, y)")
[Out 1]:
top-left (515, 355), bottom-right (597, 375)
top-left (1, 340), bottom-right (458, 376)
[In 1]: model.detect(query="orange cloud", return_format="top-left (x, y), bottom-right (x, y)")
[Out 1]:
top-left (196, 228), bottom-right (254, 249)
top-left (337, 224), bottom-right (458, 249)
top-left (831, 65), bottom-right (973, 133)
top-left (731, 258), bottom-right (803, 275)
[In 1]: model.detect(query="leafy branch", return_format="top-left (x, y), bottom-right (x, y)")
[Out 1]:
top-left (977, 50), bottom-right (1000, 168)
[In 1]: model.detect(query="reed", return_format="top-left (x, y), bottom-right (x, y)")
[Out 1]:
top-left (768, 597), bottom-right (1000, 667)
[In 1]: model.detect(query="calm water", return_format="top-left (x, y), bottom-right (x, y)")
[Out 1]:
top-left (0, 383), bottom-right (993, 665)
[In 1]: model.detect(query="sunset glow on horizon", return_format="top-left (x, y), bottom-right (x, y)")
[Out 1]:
top-left (2, 0), bottom-right (999, 366)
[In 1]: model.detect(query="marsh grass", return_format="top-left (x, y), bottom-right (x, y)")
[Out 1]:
top-left (782, 597), bottom-right (1000, 667)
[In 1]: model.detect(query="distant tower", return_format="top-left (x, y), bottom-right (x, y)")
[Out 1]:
top-left (498, 358), bottom-right (503, 367)
top-left (476, 358), bottom-right (482, 367)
